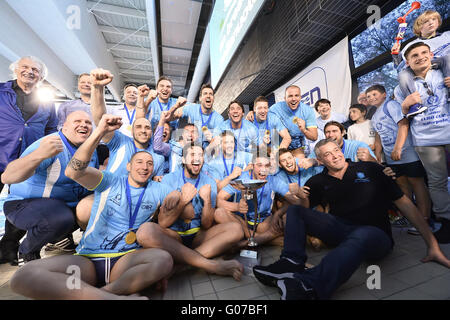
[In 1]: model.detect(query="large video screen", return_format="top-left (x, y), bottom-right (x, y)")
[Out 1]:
top-left (209, 0), bottom-right (265, 88)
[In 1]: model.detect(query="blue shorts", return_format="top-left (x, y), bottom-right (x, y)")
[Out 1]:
top-left (90, 256), bottom-right (122, 287)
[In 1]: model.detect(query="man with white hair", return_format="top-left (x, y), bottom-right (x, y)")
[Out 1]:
top-left (0, 56), bottom-right (58, 264)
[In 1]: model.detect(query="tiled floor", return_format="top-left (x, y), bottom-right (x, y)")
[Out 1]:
top-left (1, 227), bottom-right (449, 300)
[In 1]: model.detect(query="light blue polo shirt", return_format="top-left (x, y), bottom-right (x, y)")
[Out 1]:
top-left (76, 172), bottom-right (172, 257)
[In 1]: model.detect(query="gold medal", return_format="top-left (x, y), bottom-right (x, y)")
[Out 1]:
top-left (265, 130), bottom-right (270, 136)
top-left (184, 219), bottom-right (192, 224)
top-left (292, 117), bottom-right (298, 124)
top-left (125, 231), bottom-right (137, 244)
top-left (127, 124), bottom-right (132, 132)
top-left (202, 126), bottom-right (208, 132)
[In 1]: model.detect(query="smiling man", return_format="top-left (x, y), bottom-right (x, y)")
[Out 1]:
top-left (136, 143), bottom-right (245, 280)
top-left (0, 111), bottom-right (98, 265)
top-left (253, 138), bottom-right (450, 300)
top-left (394, 42), bottom-right (450, 243)
top-left (268, 85), bottom-right (318, 152)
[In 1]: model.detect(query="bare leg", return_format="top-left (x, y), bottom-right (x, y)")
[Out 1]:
top-left (10, 255), bottom-right (127, 300)
top-left (192, 221), bottom-right (244, 258)
top-left (214, 207), bottom-right (251, 238)
top-left (136, 222), bottom-right (244, 280)
top-left (407, 176), bottom-right (431, 220)
top-left (395, 176), bottom-right (413, 199)
top-left (103, 248), bottom-right (173, 295)
top-left (76, 194), bottom-right (94, 230)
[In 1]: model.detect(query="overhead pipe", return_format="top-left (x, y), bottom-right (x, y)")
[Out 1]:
top-left (187, 24), bottom-right (210, 103)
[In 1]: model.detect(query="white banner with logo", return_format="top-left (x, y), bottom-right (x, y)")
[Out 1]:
top-left (273, 36), bottom-right (352, 115)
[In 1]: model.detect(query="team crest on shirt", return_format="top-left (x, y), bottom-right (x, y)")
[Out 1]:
top-left (354, 172), bottom-right (370, 183)
top-left (110, 192), bottom-right (122, 206)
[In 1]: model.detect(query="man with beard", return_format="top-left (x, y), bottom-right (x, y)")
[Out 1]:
top-left (215, 149), bottom-right (310, 247)
top-left (253, 139), bottom-right (450, 300)
top-left (167, 84), bottom-right (225, 149)
top-left (136, 143), bottom-right (245, 280)
top-left (206, 130), bottom-right (252, 191)
top-left (0, 111), bottom-right (98, 265)
top-left (9, 114), bottom-right (179, 299)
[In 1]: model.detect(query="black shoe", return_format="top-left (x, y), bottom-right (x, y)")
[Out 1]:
top-left (433, 219), bottom-right (450, 244)
top-left (253, 258), bottom-right (306, 287)
top-left (17, 251), bottom-right (41, 266)
top-left (277, 277), bottom-right (317, 300)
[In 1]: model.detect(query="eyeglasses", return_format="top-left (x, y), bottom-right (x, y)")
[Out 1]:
top-left (422, 82), bottom-right (434, 96)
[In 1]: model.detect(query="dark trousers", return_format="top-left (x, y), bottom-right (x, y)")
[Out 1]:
top-left (281, 205), bottom-right (393, 299)
top-left (3, 198), bottom-right (77, 255)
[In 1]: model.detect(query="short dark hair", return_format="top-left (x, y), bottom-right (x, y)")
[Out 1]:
top-left (77, 73), bottom-right (90, 82)
top-left (130, 150), bottom-right (153, 163)
top-left (182, 142), bottom-right (203, 159)
top-left (349, 103), bottom-right (366, 114)
top-left (365, 84), bottom-right (386, 95)
top-left (314, 138), bottom-right (340, 159)
top-left (324, 121), bottom-right (345, 133)
top-left (200, 83), bottom-right (214, 96)
top-left (314, 98), bottom-right (331, 111)
top-left (228, 100), bottom-right (245, 113)
top-left (404, 41), bottom-right (431, 60)
top-left (277, 148), bottom-right (292, 159)
top-left (157, 76), bottom-right (173, 87)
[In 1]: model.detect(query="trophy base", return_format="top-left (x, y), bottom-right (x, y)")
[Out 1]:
top-left (235, 248), bottom-right (261, 276)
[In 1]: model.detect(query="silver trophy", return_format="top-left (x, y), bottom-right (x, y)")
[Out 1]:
top-left (229, 178), bottom-right (267, 275)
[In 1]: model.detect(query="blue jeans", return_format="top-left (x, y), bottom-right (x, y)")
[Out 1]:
top-left (281, 205), bottom-right (393, 299)
top-left (4, 198), bottom-right (77, 255)
top-left (399, 55), bottom-right (450, 97)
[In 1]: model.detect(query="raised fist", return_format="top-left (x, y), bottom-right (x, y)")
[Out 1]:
top-left (90, 68), bottom-right (114, 88)
top-left (37, 135), bottom-right (64, 159)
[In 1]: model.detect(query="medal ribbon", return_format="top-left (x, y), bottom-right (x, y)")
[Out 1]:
top-left (254, 118), bottom-right (270, 142)
top-left (157, 98), bottom-right (172, 112)
top-left (124, 104), bottom-right (136, 126)
top-left (182, 168), bottom-right (201, 188)
top-left (125, 179), bottom-right (147, 232)
top-left (58, 131), bottom-right (77, 156)
top-left (200, 105), bottom-right (213, 129)
top-left (285, 165), bottom-right (301, 186)
top-left (250, 170), bottom-right (265, 222)
top-left (222, 152), bottom-right (236, 176)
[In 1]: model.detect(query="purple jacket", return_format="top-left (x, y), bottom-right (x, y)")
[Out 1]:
top-left (0, 80), bottom-right (57, 171)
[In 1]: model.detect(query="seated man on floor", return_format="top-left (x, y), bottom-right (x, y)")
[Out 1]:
top-left (10, 114), bottom-right (179, 300)
top-left (136, 143), bottom-right (245, 280)
top-left (0, 111), bottom-right (98, 265)
top-left (253, 138), bottom-right (450, 300)
top-left (216, 148), bottom-right (310, 248)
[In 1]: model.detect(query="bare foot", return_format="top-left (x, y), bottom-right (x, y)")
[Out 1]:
top-left (210, 259), bottom-right (244, 281)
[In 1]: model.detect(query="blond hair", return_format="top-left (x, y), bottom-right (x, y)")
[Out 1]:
top-left (413, 10), bottom-right (441, 37)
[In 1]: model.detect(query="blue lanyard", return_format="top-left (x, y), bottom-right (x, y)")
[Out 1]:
top-left (157, 98), bottom-right (172, 112)
top-left (200, 105), bottom-right (213, 128)
top-left (124, 104), bottom-right (135, 125)
top-left (222, 152), bottom-right (236, 176)
top-left (230, 121), bottom-right (243, 146)
top-left (341, 140), bottom-right (346, 154)
top-left (285, 166), bottom-right (301, 186)
top-left (125, 179), bottom-right (147, 231)
top-left (58, 131), bottom-right (76, 156)
top-left (182, 168), bottom-right (201, 188)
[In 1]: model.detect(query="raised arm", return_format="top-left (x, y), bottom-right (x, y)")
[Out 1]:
top-left (1, 135), bottom-right (63, 184)
top-left (65, 114), bottom-right (122, 190)
top-left (90, 69), bottom-right (114, 142)
top-left (278, 128), bottom-right (292, 150)
top-left (135, 85), bottom-right (157, 120)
